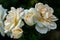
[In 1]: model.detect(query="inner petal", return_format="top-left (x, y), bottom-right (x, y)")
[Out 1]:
top-left (13, 16), bottom-right (18, 26)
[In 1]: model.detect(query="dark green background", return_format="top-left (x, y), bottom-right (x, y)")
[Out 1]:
top-left (0, 0), bottom-right (60, 40)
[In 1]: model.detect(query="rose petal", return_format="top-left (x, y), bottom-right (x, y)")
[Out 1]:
top-left (11, 27), bottom-right (23, 39)
top-left (35, 24), bottom-right (48, 34)
top-left (48, 22), bottom-right (57, 29)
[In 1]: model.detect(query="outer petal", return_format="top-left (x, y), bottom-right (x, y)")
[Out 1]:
top-left (0, 21), bottom-right (5, 36)
top-left (35, 24), bottom-right (49, 34)
top-left (35, 3), bottom-right (44, 12)
top-left (0, 5), bottom-right (7, 36)
top-left (48, 22), bottom-right (57, 29)
top-left (0, 5), bottom-right (7, 20)
top-left (2, 9), bottom-right (7, 20)
top-left (17, 7), bottom-right (24, 20)
top-left (4, 23), bottom-right (14, 33)
top-left (50, 15), bottom-right (58, 21)
top-left (44, 4), bottom-right (54, 14)
top-left (36, 21), bottom-right (44, 27)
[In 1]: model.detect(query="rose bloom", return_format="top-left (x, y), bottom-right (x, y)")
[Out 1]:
top-left (35, 3), bottom-right (58, 34)
top-left (22, 8), bottom-right (37, 26)
top-left (4, 7), bottom-right (24, 39)
top-left (23, 3), bottom-right (58, 34)
top-left (0, 5), bottom-right (7, 36)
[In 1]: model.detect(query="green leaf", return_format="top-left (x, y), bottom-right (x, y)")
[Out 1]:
top-left (31, 34), bottom-right (38, 40)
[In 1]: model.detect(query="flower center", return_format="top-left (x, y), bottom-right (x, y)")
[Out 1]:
top-left (25, 12), bottom-right (34, 20)
top-left (13, 16), bottom-right (18, 26)
top-left (13, 29), bottom-right (22, 33)
top-left (38, 8), bottom-right (51, 22)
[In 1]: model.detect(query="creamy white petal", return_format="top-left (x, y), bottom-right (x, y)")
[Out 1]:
top-left (35, 3), bottom-right (44, 12)
top-left (50, 15), bottom-right (58, 21)
top-left (4, 23), bottom-right (14, 33)
top-left (23, 8), bottom-right (36, 26)
top-left (17, 7), bottom-right (24, 20)
top-left (41, 21), bottom-right (50, 27)
top-left (24, 17), bottom-right (35, 26)
top-left (11, 27), bottom-right (23, 39)
top-left (48, 22), bottom-right (57, 29)
top-left (44, 4), bottom-right (54, 14)
top-left (36, 21), bottom-right (44, 27)
top-left (0, 5), bottom-right (7, 36)
top-left (0, 5), bottom-right (7, 20)
top-left (0, 21), bottom-right (5, 36)
top-left (35, 25), bottom-right (48, 34)
top-left (2, 9), bottom-right (7, 20)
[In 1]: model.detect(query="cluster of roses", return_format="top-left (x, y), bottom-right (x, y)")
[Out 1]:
top-left (0, 3), bottom-right (58, 39)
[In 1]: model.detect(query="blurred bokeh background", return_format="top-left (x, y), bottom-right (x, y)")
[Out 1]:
top-left (0, 0), bottom-right (60, 40)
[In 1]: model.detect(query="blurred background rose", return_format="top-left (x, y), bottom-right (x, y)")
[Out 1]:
top-left (0, 0), bottom-right (60, 40)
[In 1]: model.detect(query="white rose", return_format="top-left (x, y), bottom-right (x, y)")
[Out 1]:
top-left (0, 5), bottom-right (7, 36)
top-left (4, 7), bottom-right (24, 39)
top-left (23, 8), bottom-right (37, 26)
top-left (35, 3), bottom-right (58, 34)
